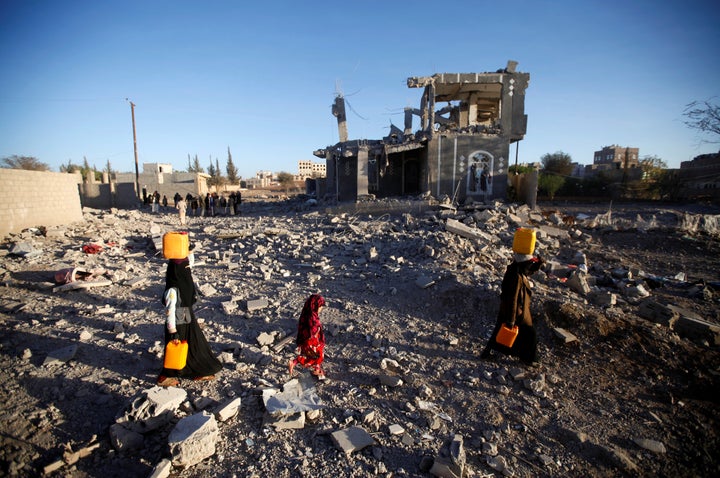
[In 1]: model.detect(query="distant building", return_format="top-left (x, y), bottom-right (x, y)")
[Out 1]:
top-left (677, 151), bottom-right (720, 200)
top-left (297, 160), bottom-right (326, 180)
top-left (245, 170), bottom-right (274, 189)
top-left (591, 145), bottom-right (639, 171)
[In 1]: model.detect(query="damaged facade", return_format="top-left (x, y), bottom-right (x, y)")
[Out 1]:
top-left (314, 61), bottom-right (530, 203)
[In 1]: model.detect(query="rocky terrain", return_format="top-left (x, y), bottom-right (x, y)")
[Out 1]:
top-left (0, 197), bottom-right (719, 478)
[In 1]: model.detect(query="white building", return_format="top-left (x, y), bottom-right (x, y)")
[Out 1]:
top-left (298, 160), bottom-right (326, 179)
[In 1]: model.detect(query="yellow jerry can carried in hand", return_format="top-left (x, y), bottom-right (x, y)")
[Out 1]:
top-left (163, 231), bottom-right (189, 259)
top-left (512, 228), bottom-right (536, 255)
top-left (164, 341), bottom-right (188, 370)
top-left (496, 324), bottom-right (519, 348)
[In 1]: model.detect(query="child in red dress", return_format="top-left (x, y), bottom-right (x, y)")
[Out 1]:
top-left (288, 294), bottom-right (326, 380)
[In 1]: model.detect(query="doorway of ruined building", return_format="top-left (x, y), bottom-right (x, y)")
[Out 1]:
top-left (403, 157), bottom-right (421, 195)
top-left (377, 152), bottom-right (422, 197)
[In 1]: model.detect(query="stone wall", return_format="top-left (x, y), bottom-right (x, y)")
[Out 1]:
top-left (0, 169), bottom-right (83, 240)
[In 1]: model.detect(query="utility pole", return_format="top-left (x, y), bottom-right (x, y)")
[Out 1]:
top-left (127, 99), bottom-right (140, 201)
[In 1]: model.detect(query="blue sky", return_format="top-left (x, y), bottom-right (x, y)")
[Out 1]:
top-left (1, 0), bottom-right (718, 178)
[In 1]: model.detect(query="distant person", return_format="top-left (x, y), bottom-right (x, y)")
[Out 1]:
top-left (173, 192), bottom-right (182, 208)
top-left (228, 192), bottom-right (236, 216)
top-left (162, 195), bottom-right (168, 210)
top-left (157, 250), bottom-right (222, 387)
top-left (289, 294), bottom-right (327, 380)
top-left (480, 249), bottom-right (545, 365)
top-left (177, 196), bottom-right (187, 226)
top-left (152, 191), bottom-right (160, 213)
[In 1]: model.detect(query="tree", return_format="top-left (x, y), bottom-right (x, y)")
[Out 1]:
top-left (1, 155), bottom-right (50, 171)
top-left (192, 155), bottom-right (203, 173)
top-left (631, 155), bottom-right (670, 200)
top-left (187, 154), bottom-right (194, 172)
top-left (538, 173), bottom-right (565, 200)
top-left (683, 98), bottom-right (720, 143)
top-left (540, 151), bottom-right (574, 176)
top-left (214, 158), bottom-right (225, 188)
top-left (538, 151), bottom-right (572, 200)
top-left (60, 160), bottom-right (81, 174)
top-left (276, 172), bottom-right (295, 193)
top-left (226, 147), bottom-right (239, 185)
top-left (207, 158), bottom-right (217, 187)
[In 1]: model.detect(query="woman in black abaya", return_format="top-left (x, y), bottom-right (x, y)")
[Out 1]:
top-left (157, 257), bottom-right (222, 387)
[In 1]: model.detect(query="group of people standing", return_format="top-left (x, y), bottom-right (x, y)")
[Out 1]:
top-left (171, 191), bottom-right (243, 226)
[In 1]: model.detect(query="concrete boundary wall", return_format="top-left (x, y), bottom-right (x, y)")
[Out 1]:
top-left (0, 169), bottom-right (83, 240)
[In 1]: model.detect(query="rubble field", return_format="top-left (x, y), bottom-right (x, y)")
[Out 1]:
top-left (0, 198), bottom-right (719, 478)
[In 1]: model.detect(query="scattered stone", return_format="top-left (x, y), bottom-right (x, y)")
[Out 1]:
top-left (147, 458), bottom-right (172, 478)
top-left (43, 344), bottom-right (78, 367)
top-left (168, 412), bottom-right (219, 468)
top-left (331, 426), bottom-right (376, 454)
top-left (633, 437), bottom-right (667, 453)
top-left (214, 397), bottom-right (241, 422)
top-left (553, 327), bottom-right (578, 344)
top-left (247, 298), bottom-right (269, 312)
top-left (109, 423), bottom-right (144, 452)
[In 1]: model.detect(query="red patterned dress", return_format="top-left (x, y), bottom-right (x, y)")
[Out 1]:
top-left (289, 294), bottom-right (326, 379)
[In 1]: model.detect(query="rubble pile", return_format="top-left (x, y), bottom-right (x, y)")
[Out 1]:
top-left (0, 199), bottom-right (718, 477)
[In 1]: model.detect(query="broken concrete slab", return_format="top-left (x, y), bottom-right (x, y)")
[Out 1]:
top-left (246, 298), bottom-right (269, 312)
top-left (168, 411), bottom-right (219, 468)
top-left (330, 426), bottom-right (375, 454)
top-left (117, 386), bottom-right (187, 433)
top-left (109, 423), bottom-right (144, 452)
top-left (265, 411), bottom-right (306, 430)
top-left (256, 331), bottom-right (275, 347)
top-left (445, 219), bottom-right (497, 244)
top-left (213, 397), bottom-right (241, 423)
top-left (43, 344), bottom-right (78, 366)
top-left (565, 271), bottom-right (591, 296)
top-left (263, 377), bottom-right (324, 415)
top-left (415, 275), bottom-right (436, 289)
top-left (147, 458), bottom-right (172, 478)
top-left (430, 434), bottom-right (466, 478)
top-left (553, 327), bottom-right (579, 344)
top-left (638, 299), bottom-right (679, 327)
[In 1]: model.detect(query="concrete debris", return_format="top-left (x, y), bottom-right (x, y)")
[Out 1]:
top-left (117, 386), bottom-right (187, 433)
top-left (43, 344), bottom-right (78, 367)
top-left (168, 412), bottom-right (220, 468)
top-left (330, 426), bottom-right (376, 454)
top-left (246, 298), bottom-right (269, 312)
top-left (147, 458), bottom-right (172, 478)
top-left (430, 434), bottom-right (466, 478)
top-left (109, 423), bottom-right (144, 452)
top-left (0, 202), bottom-right (717, 477)
top-left (263, 376), bottom-right (324, 416)
top-left (633, 437), bottom-right (667, 453)
top-left (553, 327), bottom-right (578, 344)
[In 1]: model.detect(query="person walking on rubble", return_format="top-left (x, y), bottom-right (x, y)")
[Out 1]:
top-left (289, 294), bottom-right (327, 380)
top-left (176, 196), bottom-right (188, 226)
top-left (480, 246), bottom-right (545, 365)
top-left (157, 249), bottom-right (222, 387)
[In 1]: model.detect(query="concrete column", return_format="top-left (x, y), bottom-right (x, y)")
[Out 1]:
top-left (357, 147), bottom-right (369, 197)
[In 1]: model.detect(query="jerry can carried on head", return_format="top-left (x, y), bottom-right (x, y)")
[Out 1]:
top-left (164, 340), bottom-right (188, 370)
top-left (512, 228), bottom-right (536, 255)
top-left (496, 324), bottom-right (519, 348)
top-left (163, 231), bottom-right (189, 259)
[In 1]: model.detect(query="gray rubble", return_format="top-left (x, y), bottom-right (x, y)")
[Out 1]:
top-left (0, 200), bottom-right (718, 477)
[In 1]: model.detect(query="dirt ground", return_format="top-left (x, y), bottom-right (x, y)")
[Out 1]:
top-left (0, 198), bottom-right (718, 478)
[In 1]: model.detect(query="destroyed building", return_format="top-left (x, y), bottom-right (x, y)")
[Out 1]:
top-left (314, 60), bottom-right (530, 203)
